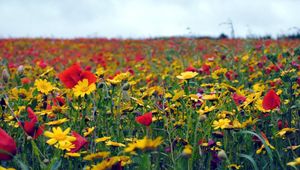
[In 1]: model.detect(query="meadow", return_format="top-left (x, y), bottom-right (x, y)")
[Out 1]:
top-left (0, 38), bottom-right (300, 170)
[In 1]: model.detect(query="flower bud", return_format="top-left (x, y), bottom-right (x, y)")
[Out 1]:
top-left (2, 69), bottom-right (10, 83)
top-left (17, 65), bottom-right (24, 75)
top-left (217, 149), bottom-right (227, 160)
top-left (199, 114), bottom-right (207, 121)
top-left (26, 136), bottom-right (33, 140)
top-left (43, 159), bottom-right (50, 163)
top-left (122, 83), bottom-right (130, 91)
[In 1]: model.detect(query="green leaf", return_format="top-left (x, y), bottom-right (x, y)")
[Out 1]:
top-left (31, 140), bottom-right (47, 169)
top-left (14, 157), bottom-right (29, 170)
top-left (239, 130), bottom-right (273, 162)
top-left (238, 153), bottom-right (258, 170)
top-left (47, 157), bottom-right (62, 170)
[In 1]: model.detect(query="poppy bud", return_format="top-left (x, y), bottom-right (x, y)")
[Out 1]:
top-left (199, 114), bottom-right (207, 121)
top-left (2, 69), bottom-right (10, 83)
top-left (17, 65), bottom-right (24, 75)
top-left (0, 128), bottom-right (17, 160)
top-left (43, 159), bottom-right (50, 163)
top-left (217, 149), bottom-right (227, 160)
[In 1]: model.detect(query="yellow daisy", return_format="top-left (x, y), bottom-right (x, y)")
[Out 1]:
top-left (44, 127), bottom-right (76, 146)
top-left (34, 79), bottom-right (56, 95)
top-left (83, 152), bottom-right (110, 161)
top-left (45, 118), bottom-right (69, 126)
top-left (72, 79), bottom-right (96, 97)
top-left (176, 71), bottom-right (198, 80)
top-left (212, 118), bottom-right (231, 130)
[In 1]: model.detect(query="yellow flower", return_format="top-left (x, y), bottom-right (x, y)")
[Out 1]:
top-left (131, 97), bottom-right (144, 106)
top-left (287, 157), bottom-right (300, 166)
top-left (197, 106), bottom-right (216, 115)
top-left (106, 78), bottom-right (121, 85)
top-left (227, 164), bottom-right (241, 169)
top-left (242, 54), bottom-right (249, 62)
top-left (0, 166), bottom-right (16, 170)
top-left (255, 99), bottom-right (269, 112)
top-left (241, 117), bottom-right (258, 128)
top-left (96, 67), bottom-right (106, 76)
top-left (10, 87), bottom-right (33, 101)
top-left (95, 136), bottom-right (111, 143)
top-left (83, 151), bottom-right (110, 161)
top-left (84, 127), bottom-right (95, 137)
top-left (232, 119), bottom-right (243, 129)
top-left (107, 72), bottom-right (131, 85)
top-left (253, 83), bottom-right (265, 93)
top-left (176, 71), bottom-right (198, 80)
top-left (72, 79), bottom-right (96, 97)
top-left (65, 152), bottom-right (81, 157)
top-left (284, 145), bottom-right (300, 151)
top-left (124, 136), bottom-right (163, 154)
top-left (276, 128), bottom-right (298, 138)
top-left (34, 79), bottom-right (56, 95)
top-left (189, 94), bottom-right (201, 102)
top-left (212, 118), bottom-right (231, 130)
top-left (216, 111), bottom-right (235, 119)
top-left (182, 145), bottom-right (193, 157)
top-left (172, 90), bottom-right (185, 101)
top-left (45, 118), bottom-right (69, 125)
top-left (91, 156), bottom-right (131, 170)
top-left (105, 141), bottom-right (126, 147)
top-left (44, 127), bottom-right (76, 146)
top-left (211, 68), bottom-right (227, 79)
top-left (202, 94), bottom-right (218, 100)
top-left (54, 140), bottom-right (75, 151)
top-left (256, 135), bottom-right (275, 155)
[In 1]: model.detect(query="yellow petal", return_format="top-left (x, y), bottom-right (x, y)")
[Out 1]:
top-left (47, 139), bottom-right (57, 145)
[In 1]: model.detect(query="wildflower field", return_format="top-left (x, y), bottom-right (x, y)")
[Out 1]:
top-left (0, 38), bottom-right (300, 170)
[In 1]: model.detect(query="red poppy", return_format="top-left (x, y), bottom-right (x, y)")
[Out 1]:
top-left (18, 107), bottom-right (44, 139)
top-left (70, 132), bottom-right (88, 153)
top-left (199, 64), bottom-right (210, 75)
top-left (262, 89), bottom-right (280, 110)
top-left (135, 112), bottom-right (152, 126)
top-left (58, 64), bottom-right (97, 89)
top-left (0, 128), bottom-right (17, 160)
top-left (21, 77), bottom-right (31, 84)
top-left (52, 96), bottom-right (65, 106)
top-left (277, 119), bottom-right (289, 130)
top-left (225, 70), bottom-right (238, 80)
top-left (232, 93), bottom-right (246, 106)
top-left (185, 65), bottom-right (197, 72)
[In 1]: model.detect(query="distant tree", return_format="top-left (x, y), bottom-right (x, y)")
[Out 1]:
top-left (218, 33), bottom-right (228, 39)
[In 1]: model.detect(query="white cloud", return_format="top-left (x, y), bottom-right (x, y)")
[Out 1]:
top-left (0, 0), bottom-right (299, 38)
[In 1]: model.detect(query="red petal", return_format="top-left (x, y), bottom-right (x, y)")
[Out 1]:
top-left (262, 89), bottom-right (280, 110)
top-left (33, 125), bottom-right (44, 139)
top-left (135, 112), bottom-right (152, 126)
top-left (58, 64), bottom-right (82, 88)
top-left (70, 131), bottom-right (88, 153)
top-left (0, 128), bottom-right (17, 160)
top-left (27, 107), bottom-right (37, 122)
top-left (80, 71), bottom-right (97, 84)
top-left (232, 93), bottom-right (246, 106)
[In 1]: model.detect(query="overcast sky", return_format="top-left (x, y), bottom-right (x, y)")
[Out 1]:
top-left (0, 0), bottom-right (299, 38)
